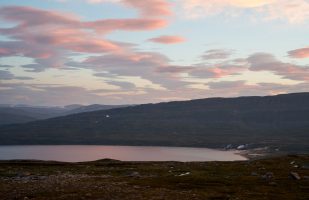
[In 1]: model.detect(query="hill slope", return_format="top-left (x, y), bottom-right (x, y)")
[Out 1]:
top-left (0, 104), bottom-right (129, 125)
top-left (0, 93), bottom-right (309, 152)
top-left (0, 106), bottom-right (66, 125)
top-left (64, 104), bottom-right (131, 115)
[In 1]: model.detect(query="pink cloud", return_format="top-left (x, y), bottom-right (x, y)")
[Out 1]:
top-left (202, 49), bottom-right (233, 60)
top-left (0, 6), bottom-right (168, 71)
top-left (87, 18), bottom-right (167, 33)
top-left (84, 52), bottom-right (169, 68)
top-left (181, 0), bottom-right (309, 23)
top-left (0, 6), bottom-right (80, 27)
top-left (122, 0), bottom-right (172, 17)
top-left (190, 63), bottom-right (247, 79)
top-left (85, 0), bottom-right (172, 17)
top-left (288, 47), bottom-right (309, 59)
top-left (0, 6), bottom-right (167, 35)
top-left (248, 53), bottom-right (309, 81)
top-left (82, 52), bottom-right (192, 89)
top-left (148, 35), bottom-right (186, 44)
top-left (0, 47), bottom-right (13, 56)
top-left (156, 66), bottom-right (193, 73)
top-left (207, 66), bottom-right (244, 78)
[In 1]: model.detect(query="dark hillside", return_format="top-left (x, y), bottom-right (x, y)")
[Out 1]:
top-left (0, 93), bottom-right (308, 152)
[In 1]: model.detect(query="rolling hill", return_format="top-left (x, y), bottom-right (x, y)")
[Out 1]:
top-left (0, 93), bottom-right (308, 152)
top-left (64, 104), bottom-right (131, 115)
top-left (0, 104), bottom-right (129, 125)
top-left (0, 106), bottom-right (66, 125)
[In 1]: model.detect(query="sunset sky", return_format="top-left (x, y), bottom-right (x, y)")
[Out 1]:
top-left (0, 0), bottom-right (308, 106)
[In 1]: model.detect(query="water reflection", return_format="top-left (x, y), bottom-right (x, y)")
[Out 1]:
top-left (0, 145), bottom-right (247, 162)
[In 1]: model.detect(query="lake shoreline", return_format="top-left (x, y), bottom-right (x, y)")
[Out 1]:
top-left (0, 145), bottom-right (247, 162)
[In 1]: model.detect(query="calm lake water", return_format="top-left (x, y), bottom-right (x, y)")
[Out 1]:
top-left (0, 145), bottom-right (246, 162)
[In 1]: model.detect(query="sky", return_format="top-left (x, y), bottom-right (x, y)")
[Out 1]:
top-left (0, 0), bottom-right (308, 106)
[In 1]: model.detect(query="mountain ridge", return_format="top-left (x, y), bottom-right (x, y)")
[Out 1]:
top-left (0, 92), bottom-right (308, 153)
top-left (0, 104), bottom-right (129, 125)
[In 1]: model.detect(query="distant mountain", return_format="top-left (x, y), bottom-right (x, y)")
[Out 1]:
top-left (64, 104), bottom-right (131, 115)
top-left (0, 106), bottom-right (66, 125)
top-left (0, 107), bottom-right (37, 125)
top-left (64, 104), bottom-right (84, 110)
top-left (0, 93), bottom-right (308, 152)
top-left (0, 104), bottom-right (129, 125)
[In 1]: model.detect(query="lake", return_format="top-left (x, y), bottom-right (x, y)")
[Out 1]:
top-left (0, 145), bottom-right (247, 162)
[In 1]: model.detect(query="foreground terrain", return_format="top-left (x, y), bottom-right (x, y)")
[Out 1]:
top-left (0, 155), bottom-right (308, 200)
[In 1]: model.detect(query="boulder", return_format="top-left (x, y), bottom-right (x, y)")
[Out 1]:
top-left (290, 172), bottom-right (301, 180)
top-left (128, 171), bottom-right (140, 177)
top-left (262, 172), bottom-right (273, 180)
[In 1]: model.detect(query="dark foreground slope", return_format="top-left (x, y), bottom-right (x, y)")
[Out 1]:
top-left (0, 93), bottom-right (309, 151)
top-left (0, 155), bottom-right (309, 200)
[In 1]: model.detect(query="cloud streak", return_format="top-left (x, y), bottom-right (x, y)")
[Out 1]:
top-left (248, 52), bottom-right (309, 81)
top-left (0, 2), bottom-right (308, 105)
top-left (148, 35), bottom-right (186, 44)
top-left (202, 49), bottom-right (233, 60)
top-left (181, 0), bottom-right (309, 23)
top-left (288, 47), bottom-right (309, 59)
top-left (0, 6), bottom-right (168, 71)
top-left (85, 0), bottom-right (172, 17)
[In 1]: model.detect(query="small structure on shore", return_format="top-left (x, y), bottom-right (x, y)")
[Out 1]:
top-left (237, 144), bottom-right (247, 150)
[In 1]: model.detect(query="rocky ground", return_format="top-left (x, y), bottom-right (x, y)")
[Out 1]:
top-left (0, 155), bottom-right (308, 200)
